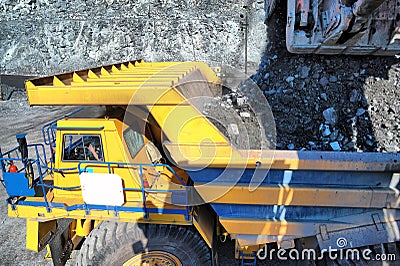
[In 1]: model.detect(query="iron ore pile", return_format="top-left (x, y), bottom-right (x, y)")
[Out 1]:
top-left (251, 53), bottom-right (400, 153)
top-left (213, 44), bottom-right (400, 153)
top-left (249, 3), bottom-right (400, 153)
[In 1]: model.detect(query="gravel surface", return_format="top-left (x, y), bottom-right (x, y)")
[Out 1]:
top-left (0, 88), bottom-right (74, 265)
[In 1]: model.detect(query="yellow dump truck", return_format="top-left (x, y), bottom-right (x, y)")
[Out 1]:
top-left (1, 60), bottom-right (400, 265)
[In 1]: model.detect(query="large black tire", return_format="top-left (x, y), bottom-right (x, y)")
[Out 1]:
top-left (76, 221), bottom-right (211, 266)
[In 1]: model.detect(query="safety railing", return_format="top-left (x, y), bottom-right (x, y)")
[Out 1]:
top-left (0, 143), bottom-right (79, 212)
top-left (78, 161), bottom-right (189, 219)
top-left (0, 143), bottom-right (48, 178)
top-left (1, 146), bottom-right (190, 219)
top-left (2, 143), bottom-right (46, 211)
top-left (0, 157), bottom-right (40, 188)
top-left (41, 108), bottom-right (84, 159)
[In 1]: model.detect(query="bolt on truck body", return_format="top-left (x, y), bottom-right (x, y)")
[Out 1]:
top-left (1, 60), bottom-right (400, 265)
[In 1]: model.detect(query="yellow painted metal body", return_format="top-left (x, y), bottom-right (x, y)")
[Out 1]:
top-left (192, 205), bottom-right (215, 248)
top-left (75, 219), bottom-right (92, 237)
top-left (9, 203), bottom-right (189, 223)
top-left (21, 60), bottom-right (236, 225)
top-left (235, 241), bottom-right (262, 260)
top-left (9, 118), bottom-right (190, 223)
top-left (123, 251), bottom-right (182, 266)
top-left (26, 219), bottom-right (56, 252)
top-left (27, 60), bottom-right (228, 149)
top-left (17, 60), bottom-right (225, 252)
top-left (194, 184), bottom-right (398, 208)
top-left (26, 60), bottom-right (219, 106)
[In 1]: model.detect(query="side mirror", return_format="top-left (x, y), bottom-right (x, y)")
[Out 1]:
top-left (16, 133), bottom-right (28, 161)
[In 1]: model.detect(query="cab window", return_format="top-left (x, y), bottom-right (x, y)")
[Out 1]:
top-left (62, 134), bottom-right (103, 161)
top-left (123, 128), bottom-right (144, 159)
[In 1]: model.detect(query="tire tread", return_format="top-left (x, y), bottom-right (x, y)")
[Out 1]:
top-left (76, 221), bottom-right (211, 266)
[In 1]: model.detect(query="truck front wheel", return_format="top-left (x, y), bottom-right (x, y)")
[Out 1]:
top-left (76, 221), bottom-right (211, 266)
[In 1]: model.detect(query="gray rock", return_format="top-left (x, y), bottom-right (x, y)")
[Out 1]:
top-left (59, 2), bottom-right (67, 11)
top-left (319, 76), bottom-right (329, 87)
top-left (300, 66), bottom-right (310, 79)
top-left (365, 139), bottom-right (374, 147)
top-left (320, 124), bottom-right (331, 137)
top-left (329, 75), bottom-right (338, 83)
top-left (264, 89), bottom-right (276, 95)
top-left (308, 141), bottom-right (316, 149)
top-left (349, 89), bottom-right (360, 103)
top-left (239, 112), bottom-right (251, 118)
top-left (330, 141), bottom-right (341, 151)
top-left (320, 93), bottom-right (327, 101)
top-left (286, 76), bottom-right (295, 83)
top-left (356, 108), bottom-right (366, 116)
top-left (312, 73), bottom-right (320, 79)
top-left (344, 141), bottom-right (356, 150)
top-left (287, 143), bottom-right (295, 150)
top-left (323, 107), bottom-right (338, 125)
top-left (330, 129), bottom-right (339, 141)
top-left (236, 96), bottom-right (246, 106)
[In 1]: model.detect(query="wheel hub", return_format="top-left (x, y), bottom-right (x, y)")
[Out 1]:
top-left (123, 251), bottom-right (182, 266)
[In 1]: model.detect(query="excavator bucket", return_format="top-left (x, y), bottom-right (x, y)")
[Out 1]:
top-left (286, 0), bottom-right (400, 55)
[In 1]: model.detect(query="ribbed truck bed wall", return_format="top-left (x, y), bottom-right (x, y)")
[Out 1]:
top-left (26, 60), bottom-right (219, 106)
top-left (182, 149), bottom-right (400, 247)
top-left (25, 60), bottom-right (229, 147)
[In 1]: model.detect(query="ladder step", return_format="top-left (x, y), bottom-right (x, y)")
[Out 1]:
top-left (239, 251), bottom-right (257, 266)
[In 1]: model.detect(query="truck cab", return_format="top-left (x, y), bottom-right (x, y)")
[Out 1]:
top-left (48, 113), bottom-right (190, 207)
